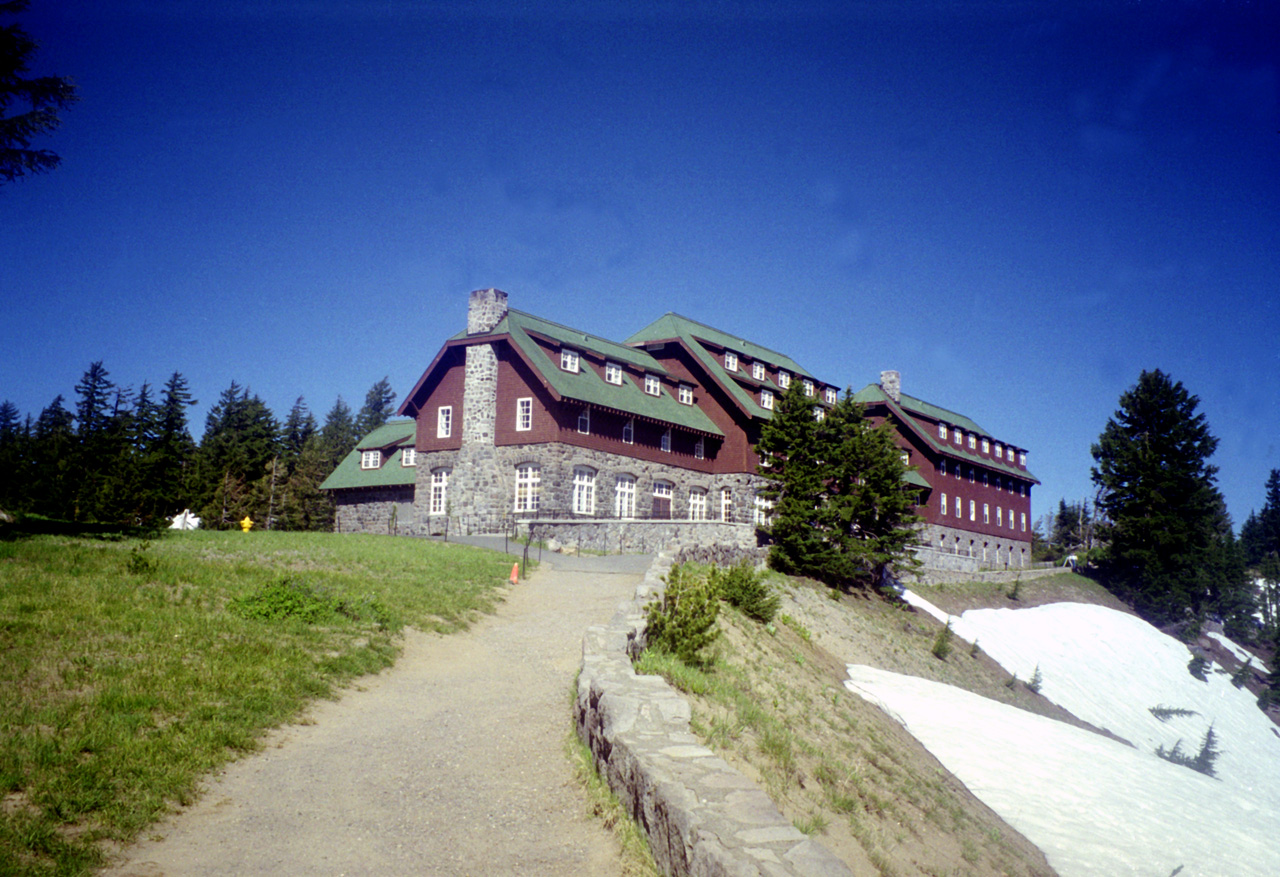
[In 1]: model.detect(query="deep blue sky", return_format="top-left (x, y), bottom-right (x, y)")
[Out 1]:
top-left (3, 1), bottom-right (1277, 529)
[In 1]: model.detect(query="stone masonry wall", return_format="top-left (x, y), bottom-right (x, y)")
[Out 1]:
top-left (333, 487), bottom-right (414, 535)
top-left (576, 547), bottom-right (852, 877)
top-left (529, 520), bottom-right (756, 556)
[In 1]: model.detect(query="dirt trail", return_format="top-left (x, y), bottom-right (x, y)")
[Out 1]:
top-left (103, 562), bottom-right (642, 877)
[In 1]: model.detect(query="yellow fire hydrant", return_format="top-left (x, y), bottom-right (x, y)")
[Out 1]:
top-left (240, 516), bottom-right (254, 532)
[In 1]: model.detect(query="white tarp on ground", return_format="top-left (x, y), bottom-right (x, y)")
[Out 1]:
top-left (846, 597), bottom-right (1280, 876)
top-left (168, 509), bottom-right (200, 530)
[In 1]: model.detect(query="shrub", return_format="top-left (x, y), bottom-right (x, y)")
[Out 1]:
top-left (1027, 664), bottom-right (1043, 694)
top-left (1231, 659), bottom-right (1252, 689)
top-left (644, 564), bottom-right (720, 666)
top-left (931, 619), bottom-right (954, 661)
top-left (710, 560), bottom-right (780, 623)
top-left (229, 577), bottom-right (395, 628)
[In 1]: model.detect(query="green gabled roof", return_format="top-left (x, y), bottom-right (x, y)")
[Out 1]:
top-left (320, 420), bottom-right (418, 491)
top-left (498, 309), bottom-right (723, 437)
top-left (852, 383), bottom-right (1038, 483)
top-left (626, 312), bottom-right (824, 421)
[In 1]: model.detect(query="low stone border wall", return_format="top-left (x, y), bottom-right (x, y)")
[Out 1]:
top-left (575, 548), bottom-right (852, 877)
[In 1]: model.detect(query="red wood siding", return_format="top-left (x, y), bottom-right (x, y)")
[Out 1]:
top-left (413, 348), bottom-right (465, 453)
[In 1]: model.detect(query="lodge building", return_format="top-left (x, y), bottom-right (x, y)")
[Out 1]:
top-left (321, 289), bottom-right (1038, 568)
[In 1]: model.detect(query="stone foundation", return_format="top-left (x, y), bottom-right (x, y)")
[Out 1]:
top-left (333, 487), bottom-right (414, 535)
top-left (576, 548), bottom-right (851, 877)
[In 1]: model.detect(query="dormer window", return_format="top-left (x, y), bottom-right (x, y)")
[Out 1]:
top-left (803, 379), bottom-right (814, 397)
top-left (954, 429), bottom-right (962, 445)
top-left (560, 348), bottom-right (580, 373)
top-left (779, 371), bottom-right (791, 389)
top-left (724, 351), bottom-right (738, 372)
top-left (360, 450), bottom-right (381, 470)
top-left (982, 438), bottom-right (990, 454)
top-left (995, 444), bottom-right (1004, 459)
top-left (1019, 451), bottom-right (1027, 466)
top-left (938, 423), bottom-right (948, 440)
top-left (824, 387), bottom-right (837, 404)
top-left (605, 361), bottom-right (623, 385)
top-left (644, 374), bottom-right (661, 396)
top-left (760, 389), bottom-right (774, 410)
top-left (968, 434), bottom-right (976, 449)
top-left (402, 448), bottom-right (417, 467)
top-left (752, 362), bottom-right (765, 381)
top-left (678, 384), bottom-right (694, 405)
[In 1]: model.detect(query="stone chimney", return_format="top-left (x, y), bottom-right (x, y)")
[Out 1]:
top-left (880, 370), bottom-right (901, 402)
top-left (467, 288), bottom-right (509, 335)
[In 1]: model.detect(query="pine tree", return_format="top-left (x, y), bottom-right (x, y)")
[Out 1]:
top-left (757, 384), bottom-right (921, 590)
top-left (28, 396), bottom-right (75, 517)
top-left (0, 399), bottom-right (25, 510)
top-left (355, 377), bottom-right (396, 437)
top-left (281, 396), bottom-right (317, 470)
top-left (147, 372), bottom-right (198, 521)
top-left (319, 396), bottom-right (358, 470)
top-left (1091, 370), bottom-right (1226, 625)
top-left (194, 382), bottom-right (280, 527)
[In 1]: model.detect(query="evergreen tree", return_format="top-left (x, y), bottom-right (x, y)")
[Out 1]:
top-left (280, 433), bottom-right (336, 531)
top-left (1091, 370), bottom-right (1226, 625)
top-left (0, 0), bottom-right (79, 185)
top-left (147, 372), bottom-right (198, 520)
top-left (281, 396), bottom-right (317, 469)
top-left (194, 382), bottom-right (280, 527)
top-left (319, 396), bottom-right (358, 470)
top-left (758, 384), bottom-right (921, 590)
top-left (1241, 510), bottom-right (1265, 567)
top-left (28, 395), bottom-right (75, 517)
top-left (0, 399), bottom-right (24, 509)
top-left (1253, 469), bottom-right (1280, 563)
top-left (354, 377), bottom-right (396, 437)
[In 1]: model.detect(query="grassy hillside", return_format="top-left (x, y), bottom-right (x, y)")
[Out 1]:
top-left (637, 570), bottom-right (1126, 877)
top-left (0, 529), bottom-right (513, 877)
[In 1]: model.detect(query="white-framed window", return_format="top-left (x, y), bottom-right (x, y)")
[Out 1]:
top-left (803, 379), bottom-right (814, 397)
top-left (516, 397), bottom-right (533, 432)
top-left (678, 384), bottom-right (694, 405)
top-left (572, 467), bottom-right (595, 515)
top-left (1009, 509), bottom-right (1015, 530)
top-left (360, 450), bottom-right (381, 469)
top-left (644, 374), bottom-right (661, 396)
top-left (983, 503), bottom-right (990, 524)
top-left (954, 429), bottom-right (962, 445)
top-left (724, 351), bottom-right (738, 372)
top-left (653, 480), bottom-right (673, 519)
top-left (824, 387), bottom-right (837, 404)
top-left (954, 463), bottom-right (961, 480)
top-left (720, 488), bottom-right (732, 522)
top-left (969, 500), bottom-right (976, 522)
top-left (577, 407), bottom-right (590, 435)
top-left (688, 489), bottom-right (707, 521)
top-left (983, 471), bottom-right (989, 487)
top-left (940, 492), bottom-right (947, 513)
top-left (622, 418), bottom-right (634, 444)
top-left (401, 448), bottom-right (417, 467)
top-left (938, 460), bottom-right (946, 475)
top-left (1021, 512), bottom-right (1027, 532)
top-left (968, 434), bottom-right (976, 449)
top-left (437, 405), bottom-right (452, 438)
top-left (968, 466), bottom-right (974, 484)
top-left (995, 444), bottom-right (1004, 459)
top-left (429, 468), bottom-right (449, 515)
top-left (752, 362), bottom-right (765, 381)
top-left (660, 428), bottom-right (671, 453)
top-left (982, 438), bottom-right (990, 454)
top-left (938, 423), bottom-right (948, 440)
top-left (615, 474), bottom-right (636, 518)
top-left (779, 371), bottom-right (791, 389)
top-left (760, 389), bottom-right (774, 410)
top-left (954, 496), bottom-right (962, 518)
top-left (995, 477), bottom-right (1002, 492)
top-left (1018, 482), bottom-right (1025, 497)
top-left (753, 494), bottom-right (773, 525)
top-left (561, 348), bottom-right (580, 373)
top-left (996, 507), bottom-right (1003, 527)
top-left (514, 463), bottom-right (540, 513)
top-left (815, 408), bottom-right (825, 421)
top-left (1019, 451), bottom-right (1028, 466)
top-left (900, 451), bottom-right (909, 466)
top-left (605, 361), bottom-right (623, 385)
top-left (694, 437), bottom-right (705, 459)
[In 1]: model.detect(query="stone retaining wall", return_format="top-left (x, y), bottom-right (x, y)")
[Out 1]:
top-left (534, 519), bottom-right (757, 556)
top-left (575, 549), bottom-right (852, 877)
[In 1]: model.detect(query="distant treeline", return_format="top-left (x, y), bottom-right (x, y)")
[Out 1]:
top-left (0, 362), bottom-right (397, 530)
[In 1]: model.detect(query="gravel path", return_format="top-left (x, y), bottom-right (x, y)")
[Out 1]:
top-left (103, 559), bottom-right (644, 877)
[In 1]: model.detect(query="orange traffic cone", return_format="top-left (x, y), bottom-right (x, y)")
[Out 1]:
top-left (510, 563), bottom-right (519, 584)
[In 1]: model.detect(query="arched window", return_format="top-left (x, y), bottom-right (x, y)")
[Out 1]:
top-left (572, 467), bottom-right (596, 515)
top-left (688, 489), bottom-right (707, 521)
top-left (514, 463), bottom-right (540, 513)
top-left (653, 480), bottom-right (672, 519)
top-left (429, 468), bottom-right (450, 515)
top-left (615, 474), bottom-right (636, 518)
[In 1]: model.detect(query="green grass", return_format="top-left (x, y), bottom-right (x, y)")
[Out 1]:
top-left (0, 529), bottom-right (514, 876)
